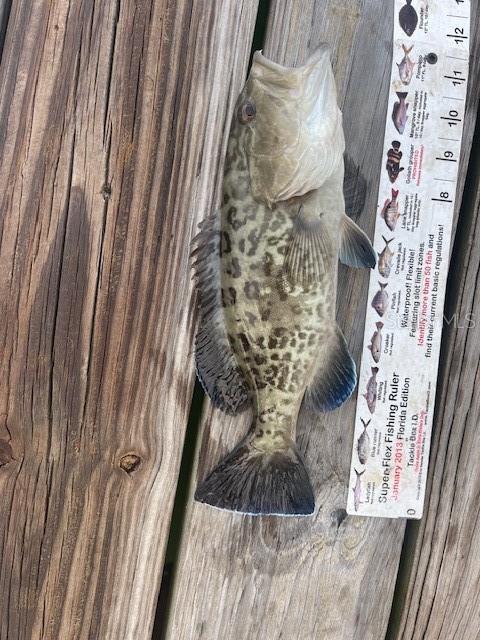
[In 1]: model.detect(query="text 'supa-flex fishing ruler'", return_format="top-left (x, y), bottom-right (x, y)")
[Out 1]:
top-left (347, 0), bottom-right (471, 518)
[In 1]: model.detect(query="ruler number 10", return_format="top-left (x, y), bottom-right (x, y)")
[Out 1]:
top-left (441, 109), bottom-right (462, 127)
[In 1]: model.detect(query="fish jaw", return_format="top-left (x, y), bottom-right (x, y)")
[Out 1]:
top-left (243, 47), bottom-right (345, 206)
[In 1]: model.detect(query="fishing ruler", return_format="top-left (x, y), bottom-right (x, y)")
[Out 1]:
top-left (347, 0), bottom-right (471, 518)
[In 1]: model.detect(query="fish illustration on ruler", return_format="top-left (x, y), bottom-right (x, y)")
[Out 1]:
top-left (386, 141), bottom-right (404, 183)
top-left (363, 367), bottom-right (379, 414)
top-left (192, 46), bottom-right (376, 516)
top-left (357, 418), bottom-right (371, 465)
top-left (378, 236), bottom-right (395, 278)
top-left (399, 0), bottom-right (418, 37)
top-left (392, 92), bottom-right (409, 134)
top-left (381, 188), bottom-right (401, 230)
top-left (352, 468), bottom-right (365, 512)
top-left (368, 321), bottom-right (383, 363)
top-left (372, 282), bottom-right (388, 317)
top-left (397, 44), bottom-right (415, 85)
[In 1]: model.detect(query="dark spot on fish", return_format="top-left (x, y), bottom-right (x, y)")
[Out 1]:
top-left (260, 308), bottom-right (271, 321)
top-left (237, 332), bottom-right (250, 352)
top-left (254, 354), bottom-right (267, 366)
top-left (244, 281), bottom-right (261, 300)
top-left (227, 257), bottom-right (242, 278)
top-left (271, 353), bottom-right (279, 361)
top-left (238, 238), bottom-right (246, 253)
top-left (247, 229), bottom-right (262, 256)
top-left (221, 287), bottom-right (237, 307)
top-left (268, 337), bottom-right (277, 350)
top-left (245, 311), bottom-right (257, 324)
top-left (220, 231), bottom-right (232, 255)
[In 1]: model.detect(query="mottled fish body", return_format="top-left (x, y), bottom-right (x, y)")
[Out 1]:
top-left (397, 44), bottom-right (415, 85)
top-left (378, 236), bottom-right (395, 278)
top-left (357, 418), bottom-right (371, 465)
top-left (352, 468), bottom-right (365, 512)
top-left (392, 92), bottom-right (409, 134)
top-left (372, 282), bottom-right (388, 317)
top-left (363, 367), bottom-right (378, 414)
top-left (399, 0), bottom-right (418, 37)
top-left (381, 188), bottom-right (401, 230)
top-left (193, 47), bottom-right (376, 516)
top-left (368, 321), bottom-right (383, 363)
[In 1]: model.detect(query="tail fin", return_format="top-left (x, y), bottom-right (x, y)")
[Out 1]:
top-left (195, 436), bottom-right (315, 516)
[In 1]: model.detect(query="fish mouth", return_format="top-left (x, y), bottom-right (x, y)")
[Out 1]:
top-left (251, 45), bottom-right (331, 84)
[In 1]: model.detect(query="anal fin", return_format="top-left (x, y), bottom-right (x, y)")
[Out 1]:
top-left (304, 325), bottom-right (357, 412)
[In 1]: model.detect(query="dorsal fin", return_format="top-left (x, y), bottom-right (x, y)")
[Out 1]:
top-left (192, 213), bottom-right (251, 415)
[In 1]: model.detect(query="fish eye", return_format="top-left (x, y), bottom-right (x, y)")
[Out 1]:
top-left (238, 101), bottom-right (256, 124)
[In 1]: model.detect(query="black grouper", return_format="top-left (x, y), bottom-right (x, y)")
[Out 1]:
top-left (193, 47), bottom-right (376, 516)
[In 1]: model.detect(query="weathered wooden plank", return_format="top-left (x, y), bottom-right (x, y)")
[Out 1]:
top-left (389, 6), bottom-right (480, 638)
top-left (166, 3), bottom-right (408, 640)
top-left (0, 1), bottom-right (258, 638)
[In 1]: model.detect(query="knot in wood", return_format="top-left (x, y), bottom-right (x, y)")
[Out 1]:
top-left (119, 453), bottom-right (142, 474)
top-left (0, 439), bottom-right (14, 467)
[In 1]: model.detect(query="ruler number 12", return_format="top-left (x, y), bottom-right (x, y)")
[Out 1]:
top-left (448, 26), bottom-right (468, 45)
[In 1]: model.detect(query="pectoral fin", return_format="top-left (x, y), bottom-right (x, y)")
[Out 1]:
top-left (304, 325), bottom-right (356, 412)
top-left (192, 213), bottom-right (251, 415)
top-left (340, 214), bottom-right (376, 269)
top-left (284, 206), bottom-right (330, 287)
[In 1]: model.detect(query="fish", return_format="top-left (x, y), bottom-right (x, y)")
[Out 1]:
top-left (378, 236), bottom-right (395, 278)
top-left (363, 367), bottom-right (379, 414)
top-left (399, 0), bottom-right (418, 37)
top-left (357, 418), bottom-right (371, 465)
top-left (392, 92), bottom-right (409, 134)
top-left (386, 141), bottom-right (404, 183)
top-left (397, 44), bottom-right (415, 85)
top-left (192, 46), bottom-right (376, 516)
top-left (352, 468), bottom-right (365, 512)
top-left (368, 321), bottom-right (383, 363)
top-left (372, 282), bottom-right (388, 317)
top-left (381, 189), bottom-right (401, 230)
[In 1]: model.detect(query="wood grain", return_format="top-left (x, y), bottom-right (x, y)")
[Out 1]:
top-left (0, 1), bottom-right (258, 638)
top-left (166, 3), bottom-right (407, 640)
top-left (389, 5), bottom-right (480, 638)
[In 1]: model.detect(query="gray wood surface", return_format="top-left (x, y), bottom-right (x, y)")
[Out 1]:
top-left (166, 3), bottom-right (407, 639)
top-left (390, 5), bottom-right (480, 638)
top-left (0, 1), bottom-right (258, 638)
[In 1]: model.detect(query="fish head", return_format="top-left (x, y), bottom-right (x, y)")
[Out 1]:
top-left (238, 46), bottom-right (344, 206)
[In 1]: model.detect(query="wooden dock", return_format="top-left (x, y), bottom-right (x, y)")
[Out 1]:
top-left (0, 1), bottom-right (479, 639)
